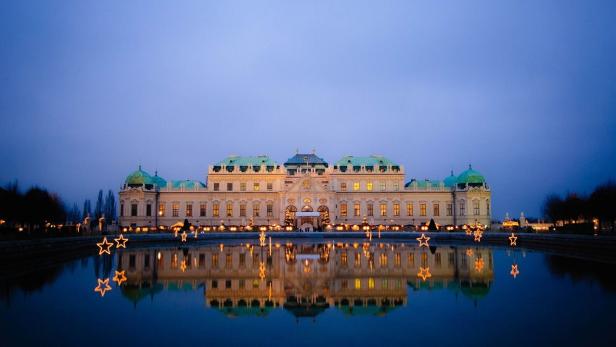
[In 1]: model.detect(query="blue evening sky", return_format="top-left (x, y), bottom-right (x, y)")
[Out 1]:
top-left (1, 0), bottom-right (615, 219)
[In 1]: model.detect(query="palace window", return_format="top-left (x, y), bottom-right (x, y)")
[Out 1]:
top-left (368, 278), bottom-right (375, 289)
top-left (353, 182), bottom-right (360, 191)
top-left (240, 182), bottom-right (246, 191)
top-left (253, 182), bottom-right (260, 191)
top-left (341, 279), bottom-right (348, 289)
top-left (448, 252), bottom-right (455, 266)
top-left (239, 253), bottom-right (246, 267)
top-left (340, 203), bottom-right (348, 217)
top-left (227, 183), bottom-right (233, 191)
top-left (200, 203), bottom-right (206, 217)
top-left (267, 183), bottom-right (273, 191)
top-left (420, 203), bottom-right (427, 216)
top-left (186, 203), bottom-right (193, 217)
top-left (354, 252), bottom-right (361, 267)
top-left (355, 278), bottom-right (361, 290)
top-left (226, 253), bottom-right (232, 268)
top-left (394, 253), bottom-right (401, 267)
top-left (120, 203), bottom-right (124, 217)
top-left (158, 203), bottom-right (165, 217)
top-left (380, 182), bottom-right (386, 191)
top-left (367, 203), bottom-right (374, 217)
top-left (213, 183), bottom-right (220, 191)
top-left (393, 182), bottom-right (399, 191)
top-left (340, 182), bottom-right (347, 191)
top-left (199, 253), bottom-right (205, 268)
top-left (239, 279), bottom-right (245, 289)
top-left (131, 204), bottom-right (138, 217)
top-left (460, 200), bottom-right (466, 216)
top-left (267, 203), bottom-right (273, 217)
top-left (172, 203), bottom-right (179, 217)
top-left (408, 253), bottom-right (415, 266)
top-left (446, 203), bottom-right (453, 216)
top-left (433, 203), bottom-right (440, 217)
top-left (212, 254), bottom-right (219, 267)
top-left (393, 203), bottom-right (400, 216)
top-left (382, 279), bottom-right (388, 289)
top-left (380, 253), bottom-right (388, 267)
top-left (240, 203), bottom-right (246, 217)
top-left (421, 252), bottom-right (428, 267)
top-left (146, 203), bottom-right (152, 217)
top-left (353, 203), bottom-right (360, 217)
top-left (226, 202), bottom-right (233, 217)
top-left (213, 203), bottom-right (220, 217)
top-left (366, 182), bottom-right (373, 191)
top-left (406, 203), bottom-right (413, 216)
top-left (486, 200), bottom-right (490, 215)
top-left (253, 203), bottom-right (260, 217)
top-left (473, 200), bottom-right (480, 215)
top-left (380, 203), bottom-right (387, 217)
top-left (341, 252), bottom-right (348, 266)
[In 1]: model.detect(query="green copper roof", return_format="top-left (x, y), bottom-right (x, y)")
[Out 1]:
top-left (152, 173), bottom-right (167, 188)
top-left (457, 165), bottom-right (486, 184)
top-left (285, 153), bottom-right (328, 167)
top-left (171, 180), bottom-right (205, 189)
top-left (335, 155), bottom-right (398, 167)
top-left (125, 166), bottom-right (155, 185)
top-left (443, 171), bottom-right (458, 188)
top-left (405, 179), bottom-right (443, 188)
top-left (216, 155), bottom-right (277, 167)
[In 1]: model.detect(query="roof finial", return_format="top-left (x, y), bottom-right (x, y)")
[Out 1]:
top-left (451, 169), bottom-right (454, 176)
top-left (139, 164), bottom-right (142, 170)
top-left (155, 170), bottom-right (158, 176)
top-left (469, 163), bottom-right (472, 170)
top-left (311, 148), bottom-right (316, 154)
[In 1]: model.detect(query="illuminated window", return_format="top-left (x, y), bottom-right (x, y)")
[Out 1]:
top-left (226, 202), bottom-right (233, 217)
top-left (380, 203), bottom-right (387, 217)
top-left (460, 200), bottom-right (466, 216)
top-left (340, 203), bottom-right (348, 217)
top-left (158, 203), bottom-right (165, 217)
top-left (420, 203), bottom-right (427, 216)
top-left (353, 203), bottom-right (360, 217)
top-left (367, 203), bottom-right (374, 216)
top-left (253, 182), bottom-right (260, 191)
top-left (473, 200), bottom-right (480, 215)
top-left (341, 252), bottom-right (348, 266)
top-left (172, 203), bottom-right (179, 217)
top-left (366, 182), bottom-right (373, 191)
top-left (267, 183), bottom-right (273, 191)
top-left (340, 182), bottom-right (347, 191)
top-left (368, 278), bottom-right (375, 289)
top-left (267, 203), bottom-right (273, 217)
top-left (394, 253), bottom-right (401, 267)
top-left (353, 182), bottom-right (360, 191)
top-left (380, 182), bottom-right (386, 191)
top-left (240, 182), bottom-right (246, 191)
top-left (406, 203), bottom-right (413, 216)
top-left (354, 252), bottom-right (361, 267)
top-left (131, 204), bottom-right (138, 216)
top-left (213, 203), bottom-right (220, 217)
top-left (380, 253), bottom-right (388, 267)
top-left (393, 203), bottom-right (400, 216)
top-left (253, 203), bottom-right (260, 217)
top-left (227, 183), bottom-right (233, 191)
top-left (355, 278), bottom-right (361, 289)
top-left (171, 253), bottom-right (178, 269)
top-left (211, 254), bottom-right (219, 267)
top-left (421, 253), bottom-right (427, 267)
top-left (146, 203), bottom-right (152, 217)
top-left (446, 203), bottom-right (453, 216)
top-left (433, 203), bottom-right (440, 217)
top-left (186, 203), bottom-right (193, 217)
top-left (240, 204), bottom-right (246, 217)
top-left (408, 253), bottom-right (415, 266)
top-left (253, 279), bottom-right (259, 289)
top-left (200, 203), bottom-right (207, 217)
top-left (213, 183), bottom-right (219, 191)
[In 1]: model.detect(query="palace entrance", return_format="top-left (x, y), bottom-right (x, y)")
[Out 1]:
top-left (285, 205), bottom-right (330, 231)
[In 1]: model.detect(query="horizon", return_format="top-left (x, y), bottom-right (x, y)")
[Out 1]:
top-left (1, 0), bottom-right (615, 219)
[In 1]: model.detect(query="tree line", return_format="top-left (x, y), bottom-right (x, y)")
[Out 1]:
top-left (542, 181), bottom-right (616, 232)
top-left (0, 181), bottom-right (117, 233)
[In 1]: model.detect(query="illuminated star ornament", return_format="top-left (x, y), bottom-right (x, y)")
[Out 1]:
top-left (259, 261), bottom-right (266, 280)
top-left (509, 233), bottom-right (517, 247)
top-left (180, 260), bottom-right (187, 272)
top-left (94, 278), bottom-right (112, 297)
top-left (473, 229), bottom-right (483, 242)
top-left (510, 264), bottom-right (520, 279)
top-left (416, 233), bottom-right (430, 247)
top-left (181, 231), bottom-right (188, 242)
top-left (466, 248), bottom-right (474, 257)
top-left (259, 231), bottom-right (266, 247)
top-left (114, 234), bottom-right (128, 248)
top-left (417, 267), bottom-right (432, 281)
top-left (97, 237), bottom-right (113, 255)
top-left (474, 258), bottom-right (485, 272)
top-left (112, 270), bottom-right (127, 286)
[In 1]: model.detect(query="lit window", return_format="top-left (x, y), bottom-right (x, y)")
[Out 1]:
top-left (380, 253), bottom-right (388, 267)
top-left (340, 182), bottom-right (347, 191)
top-left (158, 203), bottom-right (165, 217)
top-left (354, 203), bottom-right (360, 217)
top-left (172, 203), bottom-right (179, 217)
top-left (211, 254), bottom-right (218, 267)
top-left (253, 183), bottom-right (260, 191)
top-left (408, 253), bottom-right (415, 266)
top-left (406, 203), bottom-right (413, 216)
top-left (200, 203), bottom-right (206, 217)
top-left (355, 278), bottom-right (361, 289)
top-left (368, 278), bottom-right (375, 289)
top-left (340, 203), bottom-right (348, 217)
top-left (226, 202), bottom-right (233, 217)
top-left (240, 182), bottom-right (246, 191)
top-left (253, 203), bottom-right (260, 217)
top-left (420, 203), bottom-right (427, 216)
top-left (354, 252), bottom-right (361, 267)
top-left (186, 203), bottom-right (193, 217)
top-left (353, 182), bottom-right (360, 191)
top-left (433, 203), bottom-right (440, 217)
top-left (393, 203), bottom-right (400, 216)
top-left (366, 182), bottom-right (373, 191)
top-left (240, 204), bottom-right (246, 217)
top-left (213, 203), bottom-right (220, 217)
top-left (341, 252), bottom-right (348, 266)
top-left (367, 203), bottom-right (374, 217)
top-left (380, 203), bottom-right (387, 217)
top-left (394, 253), bottom-right (401, 267)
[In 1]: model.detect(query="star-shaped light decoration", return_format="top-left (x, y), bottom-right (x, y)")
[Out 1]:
top-left (259, 261), bottom-right (266, 280)
top-left (417, 267), bottom-right (432, 281)
top-left (474, 257), bottom-right (485, 272)
top-left (510, 264), bottom-right (520, 279)
top-left (112, 270), bottom-right (127, 286)
top-left (94, 278), bottom-right (112, 297)
top-left (180, 260), bottom-right (187, 272)
top-left (259, 231), bottom-right (266, 247)
top-left (465, 226), bottom-right (473, 236)
top-left (508, 233), bottom-right (517, 247)
top-left (416, 233), bottom-right (430, 247)
top-left (114, 234), bottom-right (128, 248)
top-left (97, 237), bottom-right (114, 255)
top-left (473, 229), bottom-right (483, 242)
top-left (180, 231), bottom-right (187, 242)
top-left (466, 248), bottom-right (474, 257)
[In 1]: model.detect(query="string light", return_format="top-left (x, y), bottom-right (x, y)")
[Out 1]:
top-left (509, 233), bottom-right (517, 247)
top-left (97, 237), bottom-right (113, 255)
top-left (94, 278), bottom-right (112, 297)
top-left (114, 234), bottom-right (128, 248)
top-left (474, 257), bottom-right (485, 272)
top-left (473, 229), bottom-right (483, 242)
top-left (466, 248), bottom-right (474, 257)
top-left (112, 270), bottom-right (127, 286)
top-left (417, 267), bottom-right (432, 281)
top-left (510, 264), bottom-right (520, 279)
top-left (416, 233), bottom-right (430, 247)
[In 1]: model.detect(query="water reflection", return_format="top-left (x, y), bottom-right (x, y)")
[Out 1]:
top-left (118, 243), bottom-right (494, 317)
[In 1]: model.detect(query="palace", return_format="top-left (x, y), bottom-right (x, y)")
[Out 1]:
top-left (118, 152), bottom-right (491, 231)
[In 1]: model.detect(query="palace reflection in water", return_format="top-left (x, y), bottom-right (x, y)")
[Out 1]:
top-left (118, 243), bottom-right (493, 317)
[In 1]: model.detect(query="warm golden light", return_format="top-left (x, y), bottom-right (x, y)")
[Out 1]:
top-left (416, 233), bottom-right (430, 247)
top-left (112, 270), bottom-right (127, 285)
top-left (96, 237), bottom-right (113, 255)
top-left (510, 264), bottom-right (520, 279)
top-left (114, 234), bottom-right (128, 248)
top-left (417, 267), bottom-right (432, 281)
top-left (94, 278), bottom-right (112, 297)
top-left (508, 233), bottom-right (517, 247)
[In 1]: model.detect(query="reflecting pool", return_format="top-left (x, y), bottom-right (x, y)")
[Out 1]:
top-left (1, 240), bottom-right (615, 346)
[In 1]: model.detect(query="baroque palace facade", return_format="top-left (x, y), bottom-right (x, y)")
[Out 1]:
top-left (119, 152), bottom-right (491, 230)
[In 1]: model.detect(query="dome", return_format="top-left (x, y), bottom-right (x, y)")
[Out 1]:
top-left (152, 172), bottom-right (167, 188)
top-left (443, 171), bottom-right (458, 188)
top-left (125, 166), bottom-right (154, 186)
top-left (456, 165), bottom-right (486, 185)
